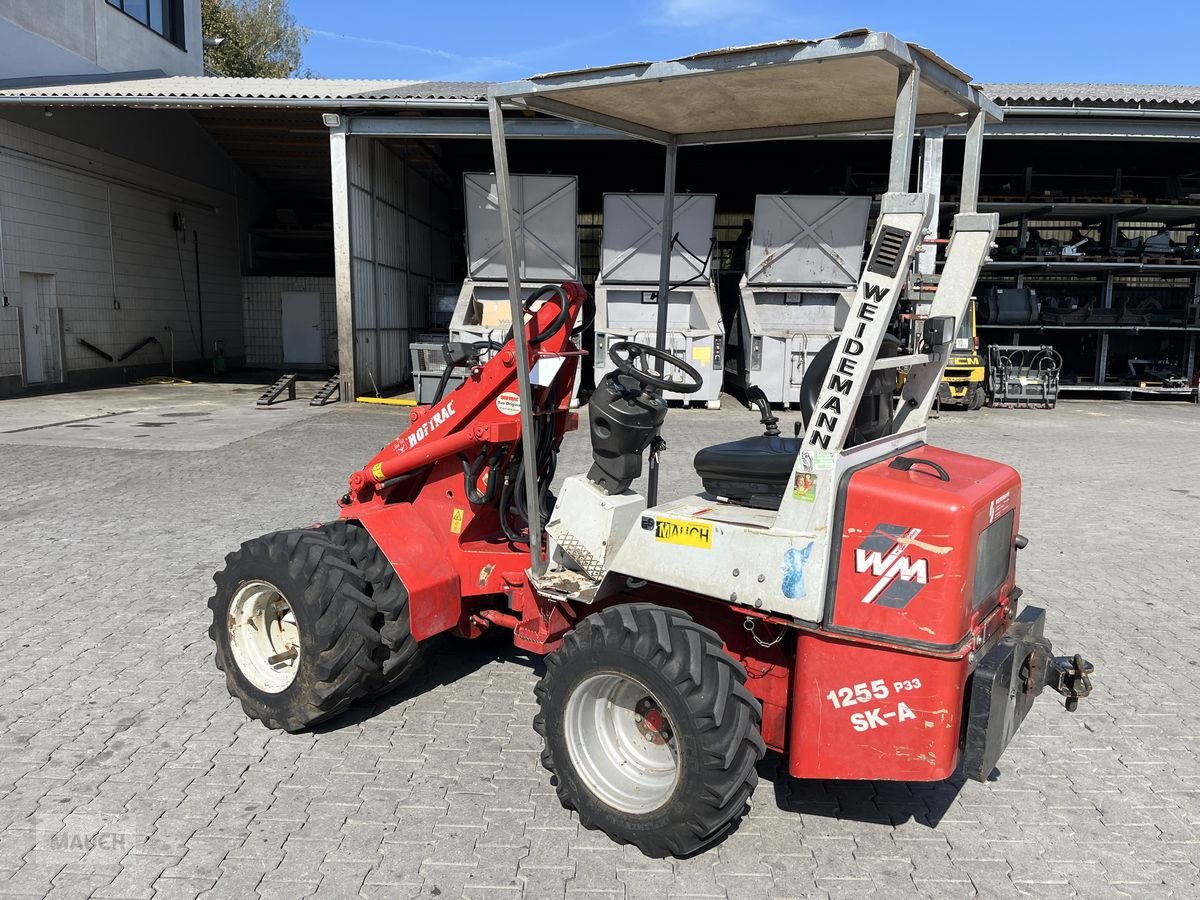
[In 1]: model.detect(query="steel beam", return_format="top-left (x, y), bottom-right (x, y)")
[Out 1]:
top-left (489, 97), bottom-right (545, 576)
top-left (347, 116), bottom-right (622, 139)
top-left (328, 122), bottom-right (356, 402)
top-left (888, 65), bottom-right (920, 193)
top-left (918, 128), bottom-right (945, 275)
top-left (960, 110), bottom-right (986, 215)
top-left (677, 112), bottom-right (970, 146)
top-left (647, 139), bottom-right (678, 509)
top-left (508, 94), bottom-right (673, 144)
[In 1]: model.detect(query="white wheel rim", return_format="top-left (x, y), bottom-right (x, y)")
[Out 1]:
top-left (227, 580), bottom-right (301, 693)
top-left (563, 672), bottom-right (681, 815)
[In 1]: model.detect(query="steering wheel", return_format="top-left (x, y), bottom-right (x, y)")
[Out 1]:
top-left (608, 341), bottom-right (703, 394)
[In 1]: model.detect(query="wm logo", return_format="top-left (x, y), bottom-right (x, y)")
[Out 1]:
top-left (854, 523), bottom-right (928, 609)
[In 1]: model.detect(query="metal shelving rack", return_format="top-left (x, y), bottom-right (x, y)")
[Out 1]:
top-left (972, 200), bottom-right (1200, 395)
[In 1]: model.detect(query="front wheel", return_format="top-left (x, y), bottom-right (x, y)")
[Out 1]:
top-left (533, 603), bottom-right (765, 857)
top-left (209, 529), bottom-right (381, 731)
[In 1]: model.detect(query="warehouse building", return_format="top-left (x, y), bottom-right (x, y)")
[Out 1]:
top-left (0, 5), bottom-right (1196, 400)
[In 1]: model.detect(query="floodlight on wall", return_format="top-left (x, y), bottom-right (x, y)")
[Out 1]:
top-left (322, 113), bottom-right (341, 128)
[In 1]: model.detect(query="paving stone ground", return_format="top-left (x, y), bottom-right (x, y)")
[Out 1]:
top-left (0, 388), bottom-right (1197, 899)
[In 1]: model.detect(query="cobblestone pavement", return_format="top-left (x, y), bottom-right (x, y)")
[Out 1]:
top-left (1, 391), bottom-right (1197, 899)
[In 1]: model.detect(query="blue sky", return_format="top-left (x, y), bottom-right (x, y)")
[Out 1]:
top-left (290, 0), bottom-right (1197, 85)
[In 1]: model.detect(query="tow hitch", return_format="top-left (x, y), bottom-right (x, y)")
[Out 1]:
top-left (962, 607), bottom-right (1094, 780)
top-left (1045, 653), bottom-right (1093, 712)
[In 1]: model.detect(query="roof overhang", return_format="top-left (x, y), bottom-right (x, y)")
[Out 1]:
top-left (0, 74), bottom-right (489, 111)
top-left (490, 30), bottom-right (1002, 145)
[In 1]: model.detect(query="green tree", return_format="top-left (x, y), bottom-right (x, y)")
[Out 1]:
top-left (201, 0), bottom-right (309, 78)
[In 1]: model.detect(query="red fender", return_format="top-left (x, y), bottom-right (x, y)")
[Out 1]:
top-left (348, 504), bottom-right (462, 642)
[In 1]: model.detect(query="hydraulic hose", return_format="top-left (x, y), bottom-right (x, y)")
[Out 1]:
top-left (460, 444), bottom-right (507, 506)
top-left (454, 286), bottom-right (574, 545)
top-left (498, 454), bottom-right (524, 543)
top-left (502, 284), bottom-right (570, 346)
top-left (433, 339), bottom-right (504, 405)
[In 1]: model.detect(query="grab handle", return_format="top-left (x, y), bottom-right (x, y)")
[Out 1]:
top-left (888, 456), bottom-right (950, 482)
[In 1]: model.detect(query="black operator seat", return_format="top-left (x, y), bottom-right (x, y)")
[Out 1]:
top-left (693, 337), bottom-right (899, 509)
top-left (693, 433), bottom-right (802, 509)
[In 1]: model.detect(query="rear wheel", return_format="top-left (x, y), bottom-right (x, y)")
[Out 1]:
top-left (534, 603), bottom-right (765, 857)
top-left (321, 519), bottom-right (423, 697)
top-left (209, 530), bottom-right (380, 731)
top-left (968, 384), bottom-right (985, 410)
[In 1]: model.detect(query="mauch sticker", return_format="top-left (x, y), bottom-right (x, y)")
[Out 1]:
top-left (781, 542), bottom-right (814, 599)
top-left (495, 392), bottom-right (521, 416)
top-left (989, 491), bottom-right (1012, 522)
top-left (792, 472), bottom-right (817, 502)
top-left (654, 517), bottom-right (712, 549)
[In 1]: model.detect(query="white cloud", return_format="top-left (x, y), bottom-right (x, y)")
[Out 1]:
top-left (306, 27), bottom-right (624, 81)
top-left (308, 29), bottom-right (517, 73)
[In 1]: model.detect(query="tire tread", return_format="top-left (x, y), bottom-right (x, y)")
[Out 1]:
top-left (535, 602), bottom-right (765, 858)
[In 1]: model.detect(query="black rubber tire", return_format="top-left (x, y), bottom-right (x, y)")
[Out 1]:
top-left (968, 385), bottom-right (986, 410)
top-left (209, 529), bottom-right (381, 732)
top-left (533, 603), bottom-right (765, 858)
top-left (321, 519), bottom-right (423, 697)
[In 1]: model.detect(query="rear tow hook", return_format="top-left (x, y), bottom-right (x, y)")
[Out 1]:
top-left (1046, 653), bottom-right (1094, 712)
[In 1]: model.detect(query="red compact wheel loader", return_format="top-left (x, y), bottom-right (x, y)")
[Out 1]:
top-left (209, 32), bottom-right (1093, 858)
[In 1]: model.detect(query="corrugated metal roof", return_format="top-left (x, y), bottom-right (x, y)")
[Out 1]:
top-left (985, 83), bottom-right (1200, 107)
top-left (3, 70), bottom-right (1198, 115)
top-left (349, 81), bottom-right (488, 101)
top-left (0, 75), bottom-right (487, 104)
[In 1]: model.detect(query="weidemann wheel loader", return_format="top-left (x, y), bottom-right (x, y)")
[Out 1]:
top-left (209, 31), bottom-right (1092, 858)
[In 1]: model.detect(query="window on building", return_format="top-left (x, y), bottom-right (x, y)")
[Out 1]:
top-left (106, 0), bottom-right (186, 50)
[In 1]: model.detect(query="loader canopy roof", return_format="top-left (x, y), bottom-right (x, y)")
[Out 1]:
top-left (486, 29), bottom-right (1000, 572)
top-left (490, 29), bottom-right (1002, 144)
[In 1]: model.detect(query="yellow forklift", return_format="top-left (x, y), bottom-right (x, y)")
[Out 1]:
top-left (939, 299), bottom-right (986, 409)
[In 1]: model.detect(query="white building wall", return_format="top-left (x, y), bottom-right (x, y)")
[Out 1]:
top-left (243, 276), bottom-right (336, 369)
top-left (0, 114), bottom-right (241, 386)
top-left (0, 1), bottom-right (202, 79)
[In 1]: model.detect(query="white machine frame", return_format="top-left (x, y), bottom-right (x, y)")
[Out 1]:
top-left (488, 30), bottom-right (1002, 622)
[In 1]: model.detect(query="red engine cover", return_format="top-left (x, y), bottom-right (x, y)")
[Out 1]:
top-left (789, 444), bottom-right (1022, 781)
top-left (831, 444), bottom-right (1020, 649)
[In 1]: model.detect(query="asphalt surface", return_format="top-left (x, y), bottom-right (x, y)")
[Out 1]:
top-left (0, 384), bottom-right (1197, 898)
